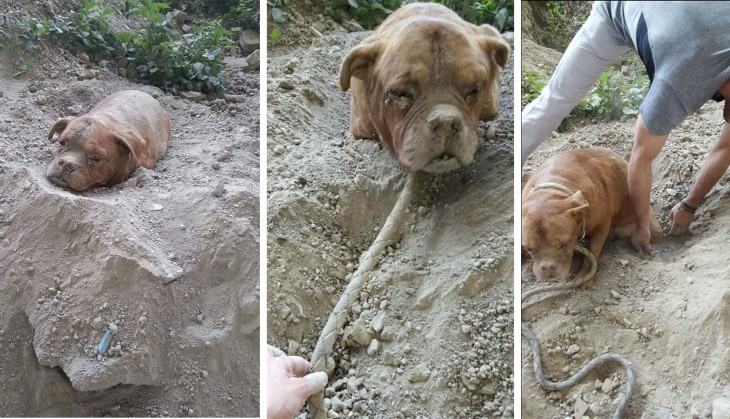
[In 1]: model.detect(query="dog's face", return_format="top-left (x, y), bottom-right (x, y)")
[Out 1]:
top-left (340, 18), bottom-right (509, 173)
top-left (46, 116), bottom-right (146, 191)
top-left (522, 191), bottom-right (588, 281)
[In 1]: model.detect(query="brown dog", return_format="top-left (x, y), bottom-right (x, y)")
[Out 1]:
top-left (338, 3), bottom-right (510, 173)
top-left (46, 90), bottom-right (171, 191)
top-left (522, 148), bottom-right (662, 281)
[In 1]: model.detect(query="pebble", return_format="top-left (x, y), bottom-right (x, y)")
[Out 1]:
top-left (408, 363), bottom-right (431, 383)
top-left (370, 311), bottom-right (386, 333)
top-left (196, 313), bottom-right (204, 323)
top-left (92, 317), bottom-right (103, 330)
top-left (108, 322), bottom-right (118, 335)
top-left (601, 378), bottom-right (618, 393)
top-left (712, 398), bottom-right (730, 419)
top-left (566, 344), bottom-right (580, 356)
top-left (620, 259), bottom-right (629, 267)
top-left (366, 339), bottom-right (380, 356)
top-left (383, 350), bottom-right (400, 367)
top-left (273, 145), bottom-right (286, 155)
top-left (211, 182), bottom-right (226, 197)
top-left (611, 290), bottom-right (621, 299)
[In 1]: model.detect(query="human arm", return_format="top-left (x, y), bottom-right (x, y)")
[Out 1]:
top-left (669, 123), bottom-right (730, 235)
top-left (628, 114), bottom-right (668, 252)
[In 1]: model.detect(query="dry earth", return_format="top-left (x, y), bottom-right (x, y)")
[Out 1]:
top-left (0, 2), bottom-right (260, 416)
top-left (267, 6), bottom-right (515, 419)
top-left (522, 40), bottom-right (730, 419)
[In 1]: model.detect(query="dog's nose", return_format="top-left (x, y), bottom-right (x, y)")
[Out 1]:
top-left (427, 108), bottom-right (463, 135)
top-left (539, 261), bottom-right (557, 276)
top-left (58, 158), bottom-right (79, 173)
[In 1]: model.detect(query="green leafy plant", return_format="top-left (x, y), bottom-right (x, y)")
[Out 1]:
top-left (470, 0), bottom-right (514, 30)
top-left (228, 0), bottom-right (259, 30)
top-left (521, 68), bottom-right (545, 107)
top-left (268, 0), bottom-right (288, 24)
top-left (0, 13), bottom-right (50, 54)
top-left (269, 27), bottom-right (281, 45)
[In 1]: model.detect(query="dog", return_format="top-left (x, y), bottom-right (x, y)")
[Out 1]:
top-left (46, 90), bottom-right (171, 191)
top-left (522, 147), bottom-right (662, 281)
top-left (338, 3), bottom-right (510, 173)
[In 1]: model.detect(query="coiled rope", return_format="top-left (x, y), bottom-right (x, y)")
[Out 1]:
top-left (522, 244), bottom-right (636, 419)
top-left (307, 174), bottom-right (416, 419)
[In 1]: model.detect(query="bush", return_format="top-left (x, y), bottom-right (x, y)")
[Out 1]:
top-left (521, 66), bottom-right (649, 124)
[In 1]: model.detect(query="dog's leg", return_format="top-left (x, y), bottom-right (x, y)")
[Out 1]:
top-left (349, 79), bottom-right (378, 139)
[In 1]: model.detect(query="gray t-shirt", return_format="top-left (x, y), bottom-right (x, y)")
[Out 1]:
top-left (597, 1), bottom-right (730, 135)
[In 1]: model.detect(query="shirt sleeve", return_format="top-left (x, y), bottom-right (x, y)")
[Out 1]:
top-left (639, 77), bottom-right (689, 136)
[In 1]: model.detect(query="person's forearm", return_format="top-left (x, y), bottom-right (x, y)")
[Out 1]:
top-left (628, 115), bottom-right (668, 227)
top-left (685, 123), bottom-right (730, 208)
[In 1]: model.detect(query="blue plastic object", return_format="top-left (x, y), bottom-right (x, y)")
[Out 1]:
top-left (98, 330), bottom-right (113, 353)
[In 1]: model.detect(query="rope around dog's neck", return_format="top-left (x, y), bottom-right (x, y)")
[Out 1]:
top-left (307, 174), bottom-right (416, 419)
top-left (522, 245), bottom-right (636, 419)
top-left (529, 182), bottom-right (586, 240)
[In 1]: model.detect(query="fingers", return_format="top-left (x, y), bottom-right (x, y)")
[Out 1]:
top-left (268, 345), bottom-right (285, 358)
top-left (285, 355), bottom-right (312, 377)
top-left (291, 372), bottom-right (329, 398)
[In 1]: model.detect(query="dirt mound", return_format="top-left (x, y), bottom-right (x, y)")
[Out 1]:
top-left (266, 7), bottom-right (515, 418)
top-left (0, 7), bottom-right (260, 416)
top-left (521, 87), bottom-right (730, 417)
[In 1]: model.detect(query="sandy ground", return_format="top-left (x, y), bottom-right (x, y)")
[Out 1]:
top-left (521, 40), bottom-right (730, 419)
top-left (266, 7), bottom-right (515, 419)
top-left (0, 3), bottom-right (260, 416)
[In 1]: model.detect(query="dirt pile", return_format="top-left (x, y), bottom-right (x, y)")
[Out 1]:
top-left (522, 48), bottom-right (730, 419)
top-left (0, 3), bottom-right (260, 416)
top-left (266, 6), bottom-right (515, 418)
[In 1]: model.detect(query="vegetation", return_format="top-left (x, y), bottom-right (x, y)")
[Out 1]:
top-left (0, 0), bottom-right (255, 96)
top-left (522, 1), bottom-right (649, 127)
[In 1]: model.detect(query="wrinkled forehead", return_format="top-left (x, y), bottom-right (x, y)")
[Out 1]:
top-left (377, 20), bottom-right (488, 87)
top-left (522, 203), bottom-right (576, 245)
top-left (59, 118), bottom-right (97, 144)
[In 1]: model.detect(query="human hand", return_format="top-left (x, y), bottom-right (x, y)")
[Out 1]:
top-left (630, 223), bottom-right (652, 253)
top-left (668, 201), bottom-right (695, 236)
top-left (267, 345), bottom-right (328, 419)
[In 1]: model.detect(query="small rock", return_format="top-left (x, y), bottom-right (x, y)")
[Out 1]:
top-left (408, 363), bottom-right (431, 383)
top-left (211, 182), bottom-right (226, 197)
top-left (601, 378), bottom-right (618, 393)
top-left (92, 317), bottom-right (103, 330)
top-left (371, 311), bottom-right (386, 333)
top-left (566, 344), bottom-right (580, 356)
top-left (246, 49), bottom-right (260, 70)
top-left (180, 91), bottom-right (205, 102)
top-left (273, 145), bottom-right (286, 155)
top-left (366, 339), bottom-right (380, 356)
top-left (108, 322), bottom-right (118, 335)
top-left (611, 290), bottom-right (621, 299)
top-left (712, 398), bottom-right (730, 419)
top-left (620, 259), bottom-right (629, 267)
top-left (383, 350), bottom-right (400, 367)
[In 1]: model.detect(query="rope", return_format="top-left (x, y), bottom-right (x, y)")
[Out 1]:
top-left (307, 174), bottom-right (416, 419)
top-left (522, 245), bottom-right (636, 419)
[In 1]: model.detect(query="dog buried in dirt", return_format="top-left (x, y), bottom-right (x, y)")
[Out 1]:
top-left (338, 2), bottom-right (510, 173)
top-left (46, 90), bottom-right (171, 192)
top-left (522, 147), bottom-right (663, 281)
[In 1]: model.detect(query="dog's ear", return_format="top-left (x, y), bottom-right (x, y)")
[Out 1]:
top-left (47, 116), bottom-right (77, 141)
top-left (339, 40), bottom-right (383, 92)
top-left (566, 191), bottom-right (589, 220)
top-left (114, 130), bottom-right (147, 163)
top-left (476, 25), bottom-right (510, 68)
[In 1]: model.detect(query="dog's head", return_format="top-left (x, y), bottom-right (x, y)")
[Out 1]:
top-left (46, 116), bottom-right (146, 191)
top-left (339, 15), bottom-right (509, 173)
top-left (522, 189), bottom-right (588, 281)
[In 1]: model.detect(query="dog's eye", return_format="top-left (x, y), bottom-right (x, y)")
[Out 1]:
top-left (465, 84), bottom-right (484, 104)
top-left (384, 89), bottom-right (415, 110)
top-left (59, 140), bottom-right (66, 147)
top-left (87, 155), bottom-right (103, 166)
top-left (558, 243), bottom-right (568, 251)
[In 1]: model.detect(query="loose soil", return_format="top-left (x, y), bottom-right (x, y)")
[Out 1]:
top-left (267, 6), bottom-right (515, 419)
top-left (522, 40), bottom-right (730, 419)
top-left (0, 2), bottom-right (260, 417)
